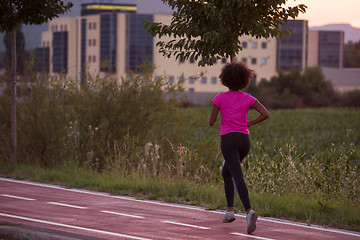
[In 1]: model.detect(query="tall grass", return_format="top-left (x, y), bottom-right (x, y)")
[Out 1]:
top-left (181, 108), bottom-right (360, 204)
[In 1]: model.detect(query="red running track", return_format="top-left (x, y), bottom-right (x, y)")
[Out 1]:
top-left (0, 177), bottom-right (359, 240)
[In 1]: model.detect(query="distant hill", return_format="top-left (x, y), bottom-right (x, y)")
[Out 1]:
top-left (310, 24), bottom-right (360, 43)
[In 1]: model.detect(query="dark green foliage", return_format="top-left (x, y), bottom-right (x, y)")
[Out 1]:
top-left (247, 67), bottom-right (339, 109)
top-left (0, 70), bottom-right (185, 172)
top-left (144, 0), bottom-right (306, 66)
top-left (340, 89), bottom-right (360, 107)
top-left (344, 40), bottom-right (360, 68)
top-left (0, 0), bottom-right (73, 32)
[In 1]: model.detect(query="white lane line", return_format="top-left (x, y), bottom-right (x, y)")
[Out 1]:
top-left (162, 220), bottom-right (210, 230)
top-left (231, 232), bottom-right (276, 240)
top-left (0, 213), bottom-right (152, 240)
top-left (2, 178), bottom-right (360, 238)
top-left (47, 202), bottom-right (87, 209)
top-left (100, 210), bottom-right (145, 219)
top-left (0, 194), bottom-right (35, 201)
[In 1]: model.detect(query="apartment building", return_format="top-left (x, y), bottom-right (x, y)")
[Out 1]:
top-left (35, 3), bottom-right (346, 97)
top-left (152, 14), bottom-right (277, 93)
top-left (277, 20), bottom-right (308, 71)
top-left (35, 3), bottom-right (277, 94)
top-left (308, 30), bottom-right (344, 68)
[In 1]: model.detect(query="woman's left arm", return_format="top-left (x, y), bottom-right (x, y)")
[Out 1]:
top-left (247, 100), bottom-right (270, 128)
top-left (209, 104), bottom-right (220, 126)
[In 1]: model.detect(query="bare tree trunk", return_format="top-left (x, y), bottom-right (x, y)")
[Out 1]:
top-left (10, 28), bottom-right (17, 166)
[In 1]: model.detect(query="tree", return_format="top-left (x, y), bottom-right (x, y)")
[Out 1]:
top-left (4, 26), bottom-right (25, 74)
top-left (344, 40), bottom-right (360, 68)
top-left (248, 68), bottom-right (337, 108)
top-left (0, 0), bottom-right (73, 166)
top-left (144, 0), bottom-right (306, 66)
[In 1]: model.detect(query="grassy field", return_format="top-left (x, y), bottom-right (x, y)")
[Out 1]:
top-left (1, 107), bottom-right (360, 231)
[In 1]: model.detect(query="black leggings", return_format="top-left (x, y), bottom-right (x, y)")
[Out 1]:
top-left (221, 132), bottom-right (251, 211)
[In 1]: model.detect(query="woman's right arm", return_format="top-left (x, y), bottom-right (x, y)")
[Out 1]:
top-left (247, 100), bottom-right (269, 128)
top-left (209, 104), bottom-right (220, 126)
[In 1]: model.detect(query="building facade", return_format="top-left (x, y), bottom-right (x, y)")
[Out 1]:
top-left (308, 30), bottom-right (344, 68)
top-left (36, 5), bottom-right (278, 94)
top-left (277, 20), bottom-right (308, 71)
top-left (35, 3), bottom-right (348, 99)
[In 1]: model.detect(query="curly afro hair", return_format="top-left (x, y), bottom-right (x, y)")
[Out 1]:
top-left (219, 62), bottom-right (255, 91)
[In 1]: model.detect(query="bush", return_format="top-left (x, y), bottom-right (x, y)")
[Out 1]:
top-left (0, 68), bottom-right (192, 175)
top-left (341, 89), bottom-right (360, 107)
top-left (247, 67), bottom-right (340, 109)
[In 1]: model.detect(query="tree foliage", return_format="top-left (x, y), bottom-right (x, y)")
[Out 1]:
top-left (144, 0), bottom-right (306, 66)
top-left (247, 68), bottom-right (338, 108)
top-left (0, 0), bottom-right (73, 32)
top-left (344, 40), bottom-right (360, 68)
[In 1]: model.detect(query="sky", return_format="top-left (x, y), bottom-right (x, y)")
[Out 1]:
top-left (1, 0), bottom-right (360, 51)
top-left (284, 0), bottom-right (360, 28)
top-left (64, 0), bottom-right (360, 28)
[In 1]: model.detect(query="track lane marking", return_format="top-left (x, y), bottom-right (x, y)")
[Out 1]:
top-left (231, 232), bottom-right (276, 240)
top-left (0, 194), bottom-right (35, 201)
top-left (0, 213), bottom-right (152, 240)
top-left (2, 177), bottom-right (360, 238)
top-left (47, 202), bottom-right (87, 209)
top-left (162, 220), bottom-right (210, 230)
top-left (100, 210), bottom-right (145, 219)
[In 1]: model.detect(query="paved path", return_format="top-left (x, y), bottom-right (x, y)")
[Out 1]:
top-left (0, 177), bottom-right (359, 240)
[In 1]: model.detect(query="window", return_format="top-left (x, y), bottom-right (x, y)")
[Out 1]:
top-left (242, 42), bottom-right (248, 48)
top-left (93, 22), bottom-right (96, 30)
top-left (88, 55), bottom-right (92, 62)
top-left (189, 88), bottom-right (195, 92)
top-left (169, 76), bottom-right (175, 84)
top-left (89, 22), bottom-right (92, 30)
top-left (154, 76), bottom-right (161, 82)
top-left (251, 42), bottom-right (257, 49)
top-left (190, 57), bottom-right (195, 63)
top-left (221, 58), bottom-right (227, 64)
top-left (189, 77), bottom-right (195, 84)
top-left (211, 77), bottom-right (217, 84)
top-left (179, 76), bottom-right (185, 84)
top-left (242, 58), bottom-right (247, 63)
top-left (89, 39), bottom-right (92, 46)
top-left (261, 58), bottom-right (267, 65)
top-left (261, 42), bottom-right (267, 49)
top-left (213, 58), bottom-right (217, 64)
top-left (251, 58), bottom-right (257, 65)
top-left (201, 77), bottom-right (207, 84)
top-left (60, 25), bottom-right (63, 31)
top-left (64, 25), bottom-right (67, 31)
top-left (93, 55), bottom-right (96, 62)
top-left (93, 39), bottom-right (96, 46)
top-left (179, 56), bottom-right (185, 63)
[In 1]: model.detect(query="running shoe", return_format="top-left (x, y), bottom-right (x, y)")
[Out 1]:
top-left (222, 211), bottom-right (236, 223)
top-left (246, 209), bottom-right (258, 234)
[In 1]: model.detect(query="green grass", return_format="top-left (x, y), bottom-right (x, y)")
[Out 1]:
top-left (1, 108), bottom-right (360, 232)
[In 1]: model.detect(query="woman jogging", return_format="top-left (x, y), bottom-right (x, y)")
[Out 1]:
top-left (209, 62), bottom-right (269, 234)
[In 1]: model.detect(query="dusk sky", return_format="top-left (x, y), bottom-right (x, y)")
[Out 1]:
top-left (71, 0), bottom-right (360, 28)
top-left (284, 0), bottom-right (360, 28)
top-left (1, 0), bottom-right (360, 51)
